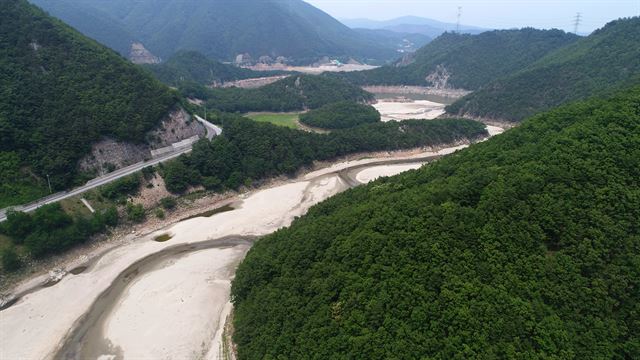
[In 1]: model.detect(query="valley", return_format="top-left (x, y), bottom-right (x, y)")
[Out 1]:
top-left (0, 127), bottom-right (501, 359)
top-left (2, 0), bottom-right (638, 358)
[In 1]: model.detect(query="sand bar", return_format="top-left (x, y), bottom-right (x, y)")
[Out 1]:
top-left (354, 163), bottom-right (424, 184)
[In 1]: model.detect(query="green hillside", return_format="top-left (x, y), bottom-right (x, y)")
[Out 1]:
top-left (0, 0), bottom-right (177, 207)
top-left (447, 17), bottom-right (640, 121)
top-left (30, 0), bottom-right (399, 64)
top-left (161, 114), bottom-right (486, 193)
top-left (299, 101), bottom-right (381, 129)
top-left (28, 0), bottom-right (135, 56)
top-left (332, 29), bottom-right (579, 89)
top-left (181, 75), bottom-right (375, 113)
top-left (231, 87), bottom-right (640, 358)
top-left (144, 51), bottom-right (285, 86)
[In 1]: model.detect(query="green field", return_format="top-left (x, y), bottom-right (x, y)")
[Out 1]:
top-left (245, 113), bottom-right (300, 129)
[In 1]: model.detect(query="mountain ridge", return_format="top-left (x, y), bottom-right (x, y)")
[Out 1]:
top-left (447, 17), bottom-right (640, 121)
top-left (30, 0), bottom-right (404, 64)
top-left (330, 28), bottom-right (579, 90)
top-left (341, 15), bottom-right (489, 37)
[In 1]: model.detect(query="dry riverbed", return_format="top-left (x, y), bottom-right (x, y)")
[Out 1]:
top-left (0, 123), bottom-right (504, 360)
top-left (244, 63), bottom-right (378, 74)
top-left (373, 99), bottom-right (447, 121)
top-left (368, 86), bottom-right (469, 122)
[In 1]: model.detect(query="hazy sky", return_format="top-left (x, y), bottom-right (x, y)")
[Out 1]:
top-left (305, 0), bottom-right (640, 33)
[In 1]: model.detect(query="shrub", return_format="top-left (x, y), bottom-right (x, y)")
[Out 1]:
top-left (1, 246), bottom-right (22, 272)
top-left (160, 197), bottom-right (177, 210)
top-left (154, 208), bottom-right (165, 219)
top-left (126, 203), bottom-right (146, 223)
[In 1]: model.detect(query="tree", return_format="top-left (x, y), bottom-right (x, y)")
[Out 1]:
top-left (163, 159), bottom-right (200, 193)
top-left (3, 210), bottom-right (34, 242)
top-left (1, 246), bottom-right (22, 272)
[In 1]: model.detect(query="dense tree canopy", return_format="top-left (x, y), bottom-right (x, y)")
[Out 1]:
top-left (181, 75), bottom-right (375, 113)
top-left (331, 29), bottom-right (578, 89)
top-left (447, 17), bottom-right (640, 121)
top-left (161, 114), bottom-right (486, 193)
top-left (299, 101), bottom-right (381, 129)
top-left (231, 86), bottom-right (640, 359)
top-left (0, 0), bottom-right (177, 207)
top-left (0, 204), bottom-right (118, 260)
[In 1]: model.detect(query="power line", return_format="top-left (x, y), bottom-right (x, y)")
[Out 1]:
top-left (456, 6), bottom-right (463, 33)
top-left (573, 12), bottom-right (582, 34)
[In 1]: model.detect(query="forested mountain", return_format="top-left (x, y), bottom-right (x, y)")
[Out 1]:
top-left (28, 0), bottom-right (135, 56)
top-left (144, 51), bottom-right (284, 86)
top-left (232, 86), bottom-right (640, 358)
top-left (333, 28), bottom-right (579, 89)
top-left (447, 17), bottom-right (640, 121)
top-left (0, 0), bottom-right (177, 207)
top-left (181, 75), bottom-right (375, 113)
top-left (30, 0), bottom-right (400, 64)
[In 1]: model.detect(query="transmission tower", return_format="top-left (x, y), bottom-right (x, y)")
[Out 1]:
top-left (573, 12), bottom-right (582, 34)
top-left (456, 6), bottom-right (463, 33)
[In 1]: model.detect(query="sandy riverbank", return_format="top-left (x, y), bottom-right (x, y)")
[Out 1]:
top-left (0, 123), bottom-right (505, 360)
top-left (0, 175), bottom-right (348, 359)
top-left (354, 163), bottom-right (424, 183)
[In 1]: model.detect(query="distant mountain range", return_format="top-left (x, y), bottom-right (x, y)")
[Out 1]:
top-left (447, 17), bottom-right (640, 121)
top-left (30, 0), bottom-right (409, 65)
top-left (353, 29), bottom-right (432, 54)
top-left (342, 16), bottom-right (489, 37)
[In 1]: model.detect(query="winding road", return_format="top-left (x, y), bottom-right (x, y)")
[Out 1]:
top-left (0, 116), bottom-right (222, 222)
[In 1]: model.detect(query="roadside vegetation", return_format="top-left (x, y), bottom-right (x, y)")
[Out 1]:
top-left (0, 171), bottom-right (157, 274)
top-left (0, 204), bottom-right (118, 266)
top-left (231, 86), bottom-right (640, 359)
top-left (299, 101), bottom-right (380, 129)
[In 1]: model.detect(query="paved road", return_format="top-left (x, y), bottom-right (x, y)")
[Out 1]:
top-left (195, 115), bottom-right (222, 139)
top-left (0, 117), bottom-right (223, 222)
